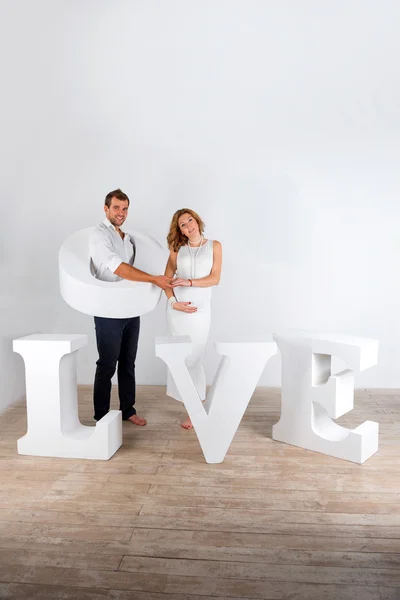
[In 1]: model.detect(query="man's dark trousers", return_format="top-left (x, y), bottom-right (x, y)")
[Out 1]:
top-left (93, 316), bottom-right (140, 421)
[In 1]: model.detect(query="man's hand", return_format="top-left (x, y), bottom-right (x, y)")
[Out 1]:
top-left (152, 275), bottom-right (173, 290)
top-left (171, 278), bottom-right (191, 287)
top-left (173, 302), bottom-right (197, 313)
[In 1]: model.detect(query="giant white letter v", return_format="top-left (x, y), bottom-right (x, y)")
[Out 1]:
top-left (155, 336), bottom-right (277, 463)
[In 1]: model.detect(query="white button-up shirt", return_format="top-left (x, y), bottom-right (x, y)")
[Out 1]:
top-left (89, 218), bottom-right (136, 282)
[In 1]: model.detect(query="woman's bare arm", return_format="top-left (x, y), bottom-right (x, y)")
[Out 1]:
top-left (164, 250), bottom-right (178, 299)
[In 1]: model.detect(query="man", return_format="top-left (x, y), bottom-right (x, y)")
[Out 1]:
top-left (89, 188), bottom-right (171, 426)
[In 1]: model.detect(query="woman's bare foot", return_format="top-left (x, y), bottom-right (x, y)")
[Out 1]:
top-left (181, 400), bottom-right (205, 430)
top-left (181, 416), bottom-right (193, 430)
top-left (127, 414), bottom-right (147, 426)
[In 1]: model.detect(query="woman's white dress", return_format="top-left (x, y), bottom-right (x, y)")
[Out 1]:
top-left (166, 239), bottom-right (214, 401)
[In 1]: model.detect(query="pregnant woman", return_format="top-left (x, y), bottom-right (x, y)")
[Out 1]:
top-left (164, 208), bottom-right (222, 429)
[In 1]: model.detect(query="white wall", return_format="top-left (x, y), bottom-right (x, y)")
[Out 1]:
top-left (1, 0), bottom-right (400, 412)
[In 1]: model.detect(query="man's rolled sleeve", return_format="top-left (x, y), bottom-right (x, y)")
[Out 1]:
top-left (89, 231), bottom-right (123, 275)
top-left (105, 253), bottom-right (123, 274)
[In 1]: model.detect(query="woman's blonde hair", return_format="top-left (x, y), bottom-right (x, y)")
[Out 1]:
top-left (167, 208), bottom-right (205, 252)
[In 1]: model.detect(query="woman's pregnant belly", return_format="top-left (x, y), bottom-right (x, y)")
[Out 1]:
top-left (173, 286), bottom-right (211, 311)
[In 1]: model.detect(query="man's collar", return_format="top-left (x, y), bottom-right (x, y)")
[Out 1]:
top-left (103, 217), bottom-right (128, 238)
top-left (103, 217), bottom-right (117, 231)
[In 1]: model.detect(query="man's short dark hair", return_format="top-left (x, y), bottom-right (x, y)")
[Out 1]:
top-left (105, 188), bottom-right (130, 207)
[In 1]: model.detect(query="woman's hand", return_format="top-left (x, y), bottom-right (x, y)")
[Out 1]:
top-left (172, 278), bottom-right (191, 287)
top-left (173, 301), bottom-right (197, 313)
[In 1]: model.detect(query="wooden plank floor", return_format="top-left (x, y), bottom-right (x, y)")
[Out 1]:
top-left (0, 386), bottom-right (399, 599)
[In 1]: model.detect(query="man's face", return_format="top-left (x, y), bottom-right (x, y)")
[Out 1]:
top-left (104, 197), bottom-right (129, 228)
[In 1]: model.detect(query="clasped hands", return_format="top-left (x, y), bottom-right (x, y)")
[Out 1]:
top-left (171, 278), bottom-right (192, 288)
top-left (152, 277), bottom-right (192, 291)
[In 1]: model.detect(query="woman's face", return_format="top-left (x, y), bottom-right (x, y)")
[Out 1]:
top-left (178, 213), bottom-right (200, 239)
